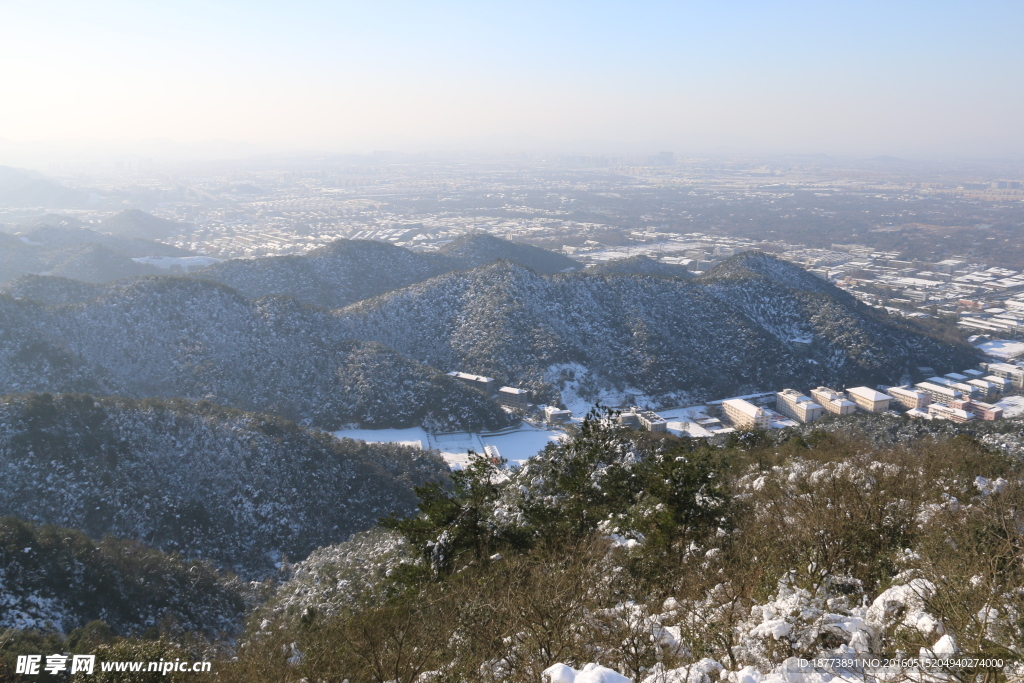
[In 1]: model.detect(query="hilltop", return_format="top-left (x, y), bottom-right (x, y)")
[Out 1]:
top-left (438, 232), bottom-right (581, 273)
top-left (0, 277), bottom-right (514, 431)
top-left (196, 238), bottom-right (455, 310)
top-left (99, 208), bottom-right (190, 241)
top-left (0, 166), bottom-right (86, 208)
top-left (335, 252), bottom-right (979, 406)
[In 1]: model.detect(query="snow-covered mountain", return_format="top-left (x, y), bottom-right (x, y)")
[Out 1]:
top-left (334, 252), bottom-right (979, 405)
top-left (0, 277), bottom-right (515, 431)
top-left (0, 393), bottom-right (449, 576)
top-left (0, 223), bottom-right (188, 285)
top-left (194, 233), bottom-right (581, 310)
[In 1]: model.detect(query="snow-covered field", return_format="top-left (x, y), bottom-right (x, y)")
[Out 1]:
top-left (332, 424), bottom-right (566, 469)
top-left (976, 339), bottom-right (1024, 360)
top-left (332, 427), bottom-right (429, 450)
top-left (996, 395), bottom-right (1024, 418)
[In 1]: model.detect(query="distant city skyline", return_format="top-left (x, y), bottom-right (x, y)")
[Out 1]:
top-left (1, 0), bottom-right (1022, 164)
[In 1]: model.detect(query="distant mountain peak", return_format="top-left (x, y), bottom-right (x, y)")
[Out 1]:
top-left (101, 209), bottom-right (189, 241)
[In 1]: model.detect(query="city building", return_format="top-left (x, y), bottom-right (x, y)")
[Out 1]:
top-left (966, 379), bottom-right (996, 398)
top-left (722, 399), bottom-right (772, 429)
top-left (915, 382), bottom-right (963, 404)
top-left (496, 386), bottom-right (529, 409)
top-left (775, 389), bottom-right (824, 423)
top-left (846, 387), bottom-right (893, 413)
top-left (447, 371), bottom-right (497, 395)
top-left (984, 375), bottom-right (1014, 393)
top-left (887, 386), bottom-right (931, 411)
top-left (810, 387), bottom-right (857, 416)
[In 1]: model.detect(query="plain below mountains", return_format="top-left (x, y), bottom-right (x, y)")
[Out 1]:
top-left (194, 233), bottom-right (581, 310)
top-left (333, 251), bottom-right (979, 405)
top-left (0, 276), bottom-right (514, 431)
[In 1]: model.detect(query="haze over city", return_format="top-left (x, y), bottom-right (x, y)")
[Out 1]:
top-left (2, 0), bottom-right (1023, 165)
top-left (5, 2), bottom-right (1024, 681)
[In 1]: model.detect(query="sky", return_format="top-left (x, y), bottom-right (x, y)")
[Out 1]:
top-left (0, 0), bottom-right (1022, 162)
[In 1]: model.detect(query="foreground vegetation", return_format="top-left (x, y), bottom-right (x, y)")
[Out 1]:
top-left (223, 417), bottom-right (1024, 682)
top-left (2, 415), bottom-right (1023, 681)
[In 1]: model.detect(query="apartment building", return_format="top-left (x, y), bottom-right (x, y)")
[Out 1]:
top-left (775, 389), bottom-right (824, 423)
top-left (887, 386), bottom-right (931, 410)
top-left (984, 375), bottom-right (1014, 393)
top-left (846, 387), bottom-right (893, 413)
top-left (722, 398), bottom-right (772, 429)
top-left (988, 363), bottom-right (1024, 389)
top-left (810, 387), bottom-right (857, 416)
top-left (967, 379), bottom-right (996, 398)
top-left (927, 377), bottom-right (980, 399)
top-left (915, 382), bottom-right (963, 404)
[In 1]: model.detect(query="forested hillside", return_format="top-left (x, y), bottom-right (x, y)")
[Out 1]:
top-left (589, 254), bottom-right (693, 278)
top-left (335, 253), bottom-right (979, 406)
top-left (0, 223), bottom-right (187, 285)
top-left (0, 393), bottom-right (450, 576)
top-left (0, 277), bottom-right (514, 431)
top-left (0, 517), bottom-right (245, 636)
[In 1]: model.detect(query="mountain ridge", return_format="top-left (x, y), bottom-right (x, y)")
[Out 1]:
top-left (0, 276), bottom-right (516, 431)
top-left (333, 253), bottom-right (979, 406)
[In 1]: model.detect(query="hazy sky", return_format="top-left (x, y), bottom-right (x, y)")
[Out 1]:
top-left (1, 0), bottom-right (1022, 160)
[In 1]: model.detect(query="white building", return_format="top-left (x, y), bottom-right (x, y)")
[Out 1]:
top-left (497, 386), bottom-right (529, 409)
top-left (775, 389), bottom-right (824, 423)
top-left (543, 405), bottom-right (572, 424)
top-left (722, 399), bottom-right (772, 429)
top-left (915, 382), bottom-right (963, 404)
top-left (846, 387), bottom-right (893, 413)
top-left (810, 387), bottom-right (857, 416)
top-left (888, 386), bottom-right (931, 411)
